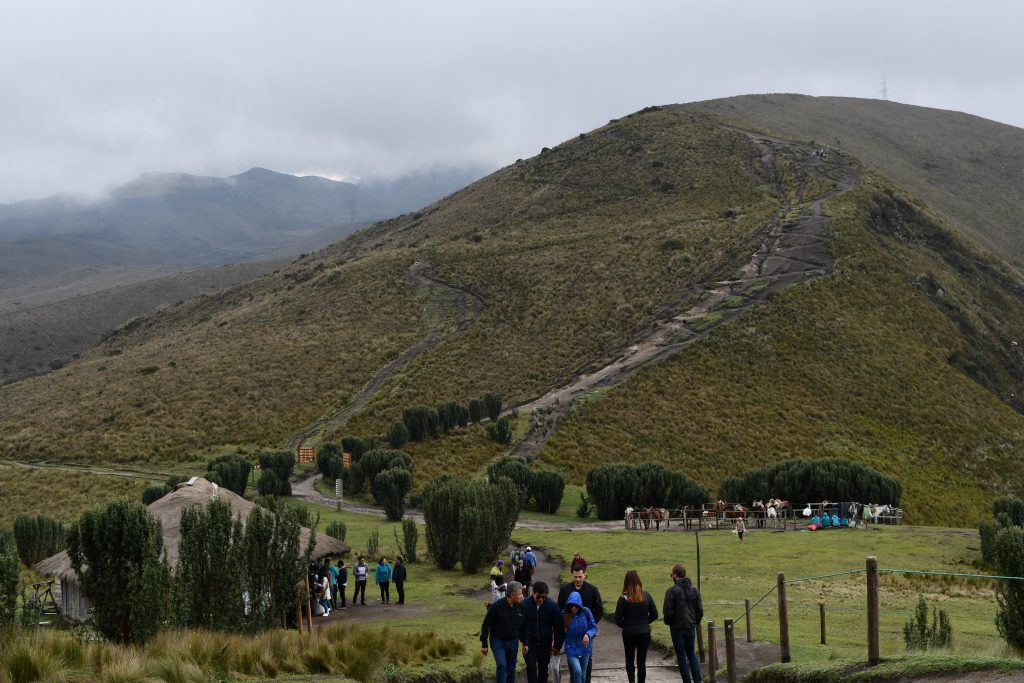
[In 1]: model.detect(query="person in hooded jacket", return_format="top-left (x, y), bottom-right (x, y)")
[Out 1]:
top-left (557, 567), bottom-right (603, 683)
top-left (663, 563), bottom-right (703, 683)
top-left (523, 581), bottom-right (563, 683)
top-left (614, 570), bottom-right (658, 683)
top-left (562, 592), bottom-right (598, 683)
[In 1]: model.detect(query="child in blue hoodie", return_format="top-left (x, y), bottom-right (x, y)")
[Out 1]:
top-left (562, 591), bottom-right (598, 683)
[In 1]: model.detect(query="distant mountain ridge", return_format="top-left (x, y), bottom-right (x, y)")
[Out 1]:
top-left (0, 164), bottom-right (487, 291)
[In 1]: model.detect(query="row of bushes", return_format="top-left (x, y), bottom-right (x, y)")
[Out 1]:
top-left (390, 393), bottom-right (503, 447)
top-left (586, 462), bottom-right (709, 520)
top-left (487, 457), bottom-right (565, 513)
top-left (718, 457), bottom-right (902, 505)
top-left (65, 497), bottom-right (313, 643)
top-left (316, 446), bottom-right (413, 521)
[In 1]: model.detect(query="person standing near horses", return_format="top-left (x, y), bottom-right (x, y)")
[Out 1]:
top-left (562, 592), bottom-right (598, 683)
top-left (663, 564), bottom-right (703, 683)
top-left (481, 581), bottom-right (528, 683)
top-left (614, 570), bottom-right (658, 683)
top-left (557, 567), bottom-right (604, 683)
top-left (736, 515), bottom-right (746, 543)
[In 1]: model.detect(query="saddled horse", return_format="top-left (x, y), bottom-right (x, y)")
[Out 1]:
top-left (716, 500), bottom-right (748, 520)
top-left (625, 506), bottom-right (670, 530)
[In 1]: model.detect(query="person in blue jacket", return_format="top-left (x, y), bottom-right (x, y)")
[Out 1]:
top-left (523, 580), bottom-right (564, 683)
top-left (375, 557), bottom-right (392, 604)
top-left (562, 591), bottom-right (598, 683)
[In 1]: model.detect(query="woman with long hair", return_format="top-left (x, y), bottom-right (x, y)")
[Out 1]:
top-left (614, 570), bottom-right (658, 683)
top-left (562, 592), bottom-right (598, 683)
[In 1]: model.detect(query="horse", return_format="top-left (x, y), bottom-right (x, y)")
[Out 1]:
top-left (716, 500), bottom-right (748, 520)
top-left (625, 506), bottom-right (636, 530)
top-left (751, 500), bottom-right (767, 528)
top-left (650, 507), bottom-right (670, 531)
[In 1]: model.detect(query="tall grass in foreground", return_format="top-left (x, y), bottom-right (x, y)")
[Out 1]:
top-left (0, 623), bottom-right (465, 683)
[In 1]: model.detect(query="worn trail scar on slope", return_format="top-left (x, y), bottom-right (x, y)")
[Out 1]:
top-left (285, 257), bottom-right (484, 450)
top-left (510, 130), bottom-right (860, 460)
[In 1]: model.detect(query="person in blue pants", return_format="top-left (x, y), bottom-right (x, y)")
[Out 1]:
top-left (481, 581), bottom-right (528, 683)
top-left (663, 563), bottom-right (703, 683)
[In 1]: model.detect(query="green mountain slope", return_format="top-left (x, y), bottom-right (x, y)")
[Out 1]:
top-left (684, 94), bottom-right (1024, 271)
top-left (3, 101), bottom-right (1024, 524)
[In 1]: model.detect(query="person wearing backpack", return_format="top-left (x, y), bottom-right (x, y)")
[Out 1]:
top-left (662, 563), bottom-right (702, 683)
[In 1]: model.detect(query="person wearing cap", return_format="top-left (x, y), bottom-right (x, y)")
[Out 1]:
top-left (524, 546), bottom-right (538, 579)
top-left (523, 580), bottom-right (563, 683)
top-left (481, 580), bottom-right (528, 683)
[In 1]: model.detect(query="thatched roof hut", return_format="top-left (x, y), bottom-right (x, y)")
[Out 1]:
top-left (35, 477), bottom-right (349, 618)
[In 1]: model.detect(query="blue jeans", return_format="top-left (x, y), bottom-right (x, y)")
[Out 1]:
top-left (670, 626), bottom-right (701, 683)
top-left (490, 637), bottom-right (519, 683)
top-left (567, 651), bottom-right (591, 683)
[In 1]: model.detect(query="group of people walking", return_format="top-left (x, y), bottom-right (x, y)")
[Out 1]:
top-left (310, 554), bottom-right (408, 616)
top-left (480, 556), bottom-right (704, 683)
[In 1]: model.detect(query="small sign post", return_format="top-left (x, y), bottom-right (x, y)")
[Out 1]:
top-left (342, 452), bottom-right (352, 466)
top-left (335, 476), bottom-right (343, 512)
top-left (297, 446), bottom-right (316, 464)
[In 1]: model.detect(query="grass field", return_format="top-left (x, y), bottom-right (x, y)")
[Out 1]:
top-left (295, 498), bottom-right (1021, 676)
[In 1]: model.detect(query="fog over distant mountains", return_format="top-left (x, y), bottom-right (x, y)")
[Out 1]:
top-left (0, 164), bottom-right (488, 292)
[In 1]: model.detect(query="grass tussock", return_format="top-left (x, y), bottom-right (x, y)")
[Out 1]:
top-left (0, 624), bottom-right (465, 683)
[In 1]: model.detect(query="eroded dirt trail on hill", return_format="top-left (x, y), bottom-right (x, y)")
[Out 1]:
top-left (510, 131), bottom-right (859, 459)
top-left (285, 256), bottom-right (484, 449)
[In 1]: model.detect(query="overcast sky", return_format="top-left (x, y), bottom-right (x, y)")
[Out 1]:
top-left (2, 1), bottom-right (1021, 203)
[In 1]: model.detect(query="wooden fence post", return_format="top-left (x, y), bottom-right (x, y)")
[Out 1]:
top-left (725, 618), bottom-right (737, 683)
top-left (778, 572), bottom-right (790, 663)
top-left (745, 598), bottom-right (752, 642)
top-left (819, 602), bottom-right (827, 644)
top-left (867, 556), bottom-right (879, 665)
top-left (707, 620), bottom-right (717, 683)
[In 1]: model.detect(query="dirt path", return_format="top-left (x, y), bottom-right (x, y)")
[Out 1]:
top-left (510, 132), bottom-right (859, 460)
top-left (285, 256), bottom-right (484, 449)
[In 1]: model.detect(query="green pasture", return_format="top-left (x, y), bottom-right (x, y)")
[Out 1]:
top-left (300, 495), bottom-right (1021, 673)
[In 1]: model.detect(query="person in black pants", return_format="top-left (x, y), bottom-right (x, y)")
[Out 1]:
top-left (353, 556), bottom-right (369, 605)
top-left (523, 581), bottom-right (563, 683)
top-left (614, 570), bottom-right (658, 683)
top-left (393, 555), bottom-right (407, 605)
top-left (557, 568), bottom-right (604, 683)
top-left (336, 559), bottom-right (348, 608)
top-left (481, 581), bottom-right (528, 683)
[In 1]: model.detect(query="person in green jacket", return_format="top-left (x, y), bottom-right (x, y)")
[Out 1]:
top-left (375, 557), bottom-right (392, 604)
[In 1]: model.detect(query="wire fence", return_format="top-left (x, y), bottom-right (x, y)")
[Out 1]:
top-left (708, 558), bottom-right (1024, 683)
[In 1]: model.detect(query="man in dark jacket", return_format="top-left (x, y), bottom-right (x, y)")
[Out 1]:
top-left (481, 581), bottom-right (528, 683)
top-left (393, 555), bottom-right (408, 605)
top-left (337, 559), bottom-right (348, 608)
top-left (557, 568), bottom-right (603, 683)
top-left (663, 563), bottom-right (702, 683)
top-left (523, 581), bottom-right (563, 683)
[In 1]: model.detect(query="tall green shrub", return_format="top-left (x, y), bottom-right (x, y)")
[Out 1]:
top-left (375, 467), bottom-right (413, 521)
top-left (66, 499), bottom-right (170, 643)
top-left (530, 470), bottom-right (566, 514)
top-left (993, 496), bottom-right (1024, 526)
top-left (403, 405), bottom-right (433, 442)
top-left (488, 457), bottom-right (531, 507)
top-left (486, 416), bottom-right (512, 444)
top-left (992, 525), bottom-right (1024, 654)
top-left (352, 449), bottom-right (412, 497)
top-left (903, 596), bottom-right (953, 651)
top-left (422, 475), bottom-right (517, 572)
top-left (468, 399), bottom-right (483, 423)
top-left (586, 464), bottom-right (639, 520)
top-left (482, 393), bottom-right (502, 421)
top-left (142, 485), bottom-right (171, 505)
top-left (258, 451), bottom-right (296, 496)
top-left (437, 401), bottom-right (461, 433)
top-left (241, 504), bottom-right (311, 630)
top-left (0, 529), bottom-right (18, 626)
top-left (13, 514), bottom-right (65, 566)
top-left (325, 521), bottom-right (347, 542)
top-left (173, 498), bottom-right (245, 630)
top-left (207, 453), bottom-right (253, 496)
top-left (388, 421), bottom-right (410, 449)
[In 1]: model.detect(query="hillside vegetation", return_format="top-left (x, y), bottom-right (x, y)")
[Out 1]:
top-left (2, 102), bottom-right (1024, 524)
top-left (685, 94), bottom-right (1024, 272)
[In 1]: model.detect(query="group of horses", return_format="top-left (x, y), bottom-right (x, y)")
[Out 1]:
top-left (624, 499), bottom-right (902, 531)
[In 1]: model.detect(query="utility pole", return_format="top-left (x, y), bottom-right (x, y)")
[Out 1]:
top-left (880, 75), bottom-right (889, 101)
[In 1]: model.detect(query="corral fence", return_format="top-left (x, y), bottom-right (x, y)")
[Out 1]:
top-left (699, 556), bottom-right (1024, 683)
top-left (624, 501), bottom-right (903, 532)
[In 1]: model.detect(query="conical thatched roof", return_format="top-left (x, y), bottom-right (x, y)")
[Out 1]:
top-left (35, 477), bottom-right (349, 581)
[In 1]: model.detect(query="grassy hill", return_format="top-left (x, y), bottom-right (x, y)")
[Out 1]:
top-left (3, 102), bottom-right (1024, 524)
top-left (684, 95), bottom-right (1024, 272)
